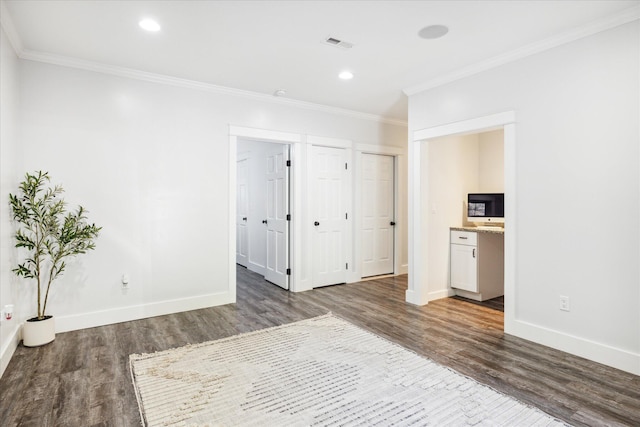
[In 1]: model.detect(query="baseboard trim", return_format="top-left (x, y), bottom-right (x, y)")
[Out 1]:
top-left (55, 292), bottom-right (235, 334)
top-left (0, 324), bottom-right (20, 379)
top-left (405, 289), bottom-right (428, 306)
top-left (427, 288), bottom-right (453, 302)
top-left (508, 318), bottom-right (640, 376)
top-left (398, 264), bottom-right (409, 275)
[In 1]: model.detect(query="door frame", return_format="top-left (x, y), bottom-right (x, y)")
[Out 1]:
top-left (407, 111), bottom-right (516, 334)
top-left (355, 144), bottom-right (405, 281)
top-left (229, 126), bottom-right (302, 299)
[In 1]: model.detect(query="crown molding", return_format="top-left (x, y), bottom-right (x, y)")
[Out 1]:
top-left (0, 21), bottom-right (405, 129)
top-left (18, 49), bottom-right (406, 127)
top-left (0, 0), bottom-right (406, 127)
top-left (0, 0), bottom-right (24, 53)
top-left (404, 5), bottom-right (640, 96)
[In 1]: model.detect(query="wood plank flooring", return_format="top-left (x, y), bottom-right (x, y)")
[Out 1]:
top-left (1, 266), bottom-right (639, 426)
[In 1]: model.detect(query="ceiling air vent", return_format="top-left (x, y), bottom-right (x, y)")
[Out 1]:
top-left (323, 36), bottom-right (354, 49)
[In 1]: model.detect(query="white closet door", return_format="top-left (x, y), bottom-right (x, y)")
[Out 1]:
top-left (312, 146), bottom-right (347, 287)
top-left (236, 157), bottom-right (249, 266)
top-left (264, 145), bottom-right (290, 289)
top-left (362, 154), bottom-right (395, 277)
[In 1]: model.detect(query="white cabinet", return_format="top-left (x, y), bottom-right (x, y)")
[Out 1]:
top-left (450, 238), bottom-right (478, 292)
top-left (450, 229), bottom-right (504, 301)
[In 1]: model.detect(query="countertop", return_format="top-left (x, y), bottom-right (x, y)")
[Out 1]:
top-left (450, 226), bottom-right (505, 235)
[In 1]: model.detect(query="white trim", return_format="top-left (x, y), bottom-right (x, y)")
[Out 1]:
top-left (55, 292), bottom-right (234, 334)
top-left (406, 139), bottom-right (426, 305)
top-left (0, 323), bottom-right (20, 379)
top-left (510, 319), bottom-right (640, 376)
top-left (0, 1), bottom-right (23, 53)
top-left (413, 111), bottom-right (516, 141)
top-left (404, 5), bottom-right (640, 96)
top-left (229, 135), bottom-right (238, 302)
top-left (307, 135), bottom-right (352, 149)
top-left (428, 289), bottom-right (452, 302)
top-left (11, 47), bottom-right (406, 126)
top-left (399, 263), bottom-right (409, 275)
top-left (503, 123), bottom-right (517, 335)
top-left (229, 125), bottom-right (302, 143)
top-left (290, 140), bottom-right (310, 291)
top-left (355, 143), bottom-right (405, 156)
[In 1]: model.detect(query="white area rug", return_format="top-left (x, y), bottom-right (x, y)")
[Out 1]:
top-left (130, 314), bottom-right (566, 426)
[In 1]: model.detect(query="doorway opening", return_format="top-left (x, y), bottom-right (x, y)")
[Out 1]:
top-left (408, 111), bottom-right (516, 333)
top-left (426, 129), bottom-right (505, 313)
top-left (236, 139), bottom-right (291, 290)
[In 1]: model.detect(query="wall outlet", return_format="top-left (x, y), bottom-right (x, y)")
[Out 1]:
top-left (2, 304), bottom-right (14, 321)
top-left (559, 295), bottom-right (570, 312)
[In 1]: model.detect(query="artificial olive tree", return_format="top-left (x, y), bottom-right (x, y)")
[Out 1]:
top-left (9, 171), bottom-right (101, 320)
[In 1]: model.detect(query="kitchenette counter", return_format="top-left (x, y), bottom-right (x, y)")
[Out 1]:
top-left (450, 226), bottom-right (504, 235)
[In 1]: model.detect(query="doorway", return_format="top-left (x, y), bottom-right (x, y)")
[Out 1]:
top-left (236, 139), bottom-right (291, 290)
top-left (407, 111), bottom-right (516, 332)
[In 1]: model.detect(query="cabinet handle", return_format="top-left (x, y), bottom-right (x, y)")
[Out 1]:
top-left (459, 236), bottom-right (468, 240)
top-left (472, 248), bottom-right (476, 258)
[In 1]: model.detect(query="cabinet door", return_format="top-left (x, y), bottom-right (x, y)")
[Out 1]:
top-left (450, 244), bottom-right (478, 292)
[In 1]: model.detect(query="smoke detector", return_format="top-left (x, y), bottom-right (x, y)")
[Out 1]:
top-left (323, 36), bottom-right (354, 49)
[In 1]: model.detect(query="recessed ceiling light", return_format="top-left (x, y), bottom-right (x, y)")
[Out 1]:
top-left (139, 18), bottom-right (161, 32)
top-left (339, 71), bottom-right (354, 80)
top-left (273, 89), bottom-right (287, 97)
top-left (418, 25), bottom-right (449, 40)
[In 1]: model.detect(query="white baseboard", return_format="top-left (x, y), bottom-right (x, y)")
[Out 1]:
top-left (398, 264), bottom-right (409, 275)
top-left (55, 291), bottom-right (235, 333)
top-left (0, 323), bottom-right (20, 379)
top-left (428, 288), bottom-right (455, 302)
top-left (508, 318), bottom-right (640, 376)
top-left (405, 289), bottom-right (428, 306)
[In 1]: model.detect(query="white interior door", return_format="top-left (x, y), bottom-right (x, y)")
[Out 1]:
top-left (362, 154), bottom-right (395, 277)
top-left (264, 145), bottom-right (290, 289)
top-left (236, 157), bottom-right (249, 266)
top-left (312, 146), bottom-right (347, 287)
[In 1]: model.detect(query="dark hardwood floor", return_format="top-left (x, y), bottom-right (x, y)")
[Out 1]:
top-left (452, 295), bottom-right (504, 312)
top-left (1, 266), bottom-right (639, 426)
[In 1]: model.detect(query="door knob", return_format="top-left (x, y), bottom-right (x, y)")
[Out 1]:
top-left (262, 220), bottom-right (268, 225)
top-left (390, 221), bottom-right (396, 226)
top-left (314, 221), bottom-right (320, 226)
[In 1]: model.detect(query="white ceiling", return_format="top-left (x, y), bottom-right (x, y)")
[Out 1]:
top-left (2, 0), bottom-right (639, 122)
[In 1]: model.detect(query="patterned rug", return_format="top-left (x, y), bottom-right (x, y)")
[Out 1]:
top-left (129, 314), bottom-right (566, 426)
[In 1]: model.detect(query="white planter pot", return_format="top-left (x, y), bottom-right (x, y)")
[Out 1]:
top-left (22, 315), bottom-right (55, 347)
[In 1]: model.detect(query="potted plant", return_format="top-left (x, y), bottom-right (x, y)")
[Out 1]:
top-left (9, 171), bottom-right (101, 346)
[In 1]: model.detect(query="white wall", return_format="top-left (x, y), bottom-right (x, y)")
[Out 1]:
top-left (0, 52), bottom-right (407, 375)
top-left (409, 21), bottom-right (639, 374)
top-left (478, 129), bottom-right (504, 192)
top-left (0, 26), bottom-right (24, 377)
top-left (423, 134), bottom-right (479, 298)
